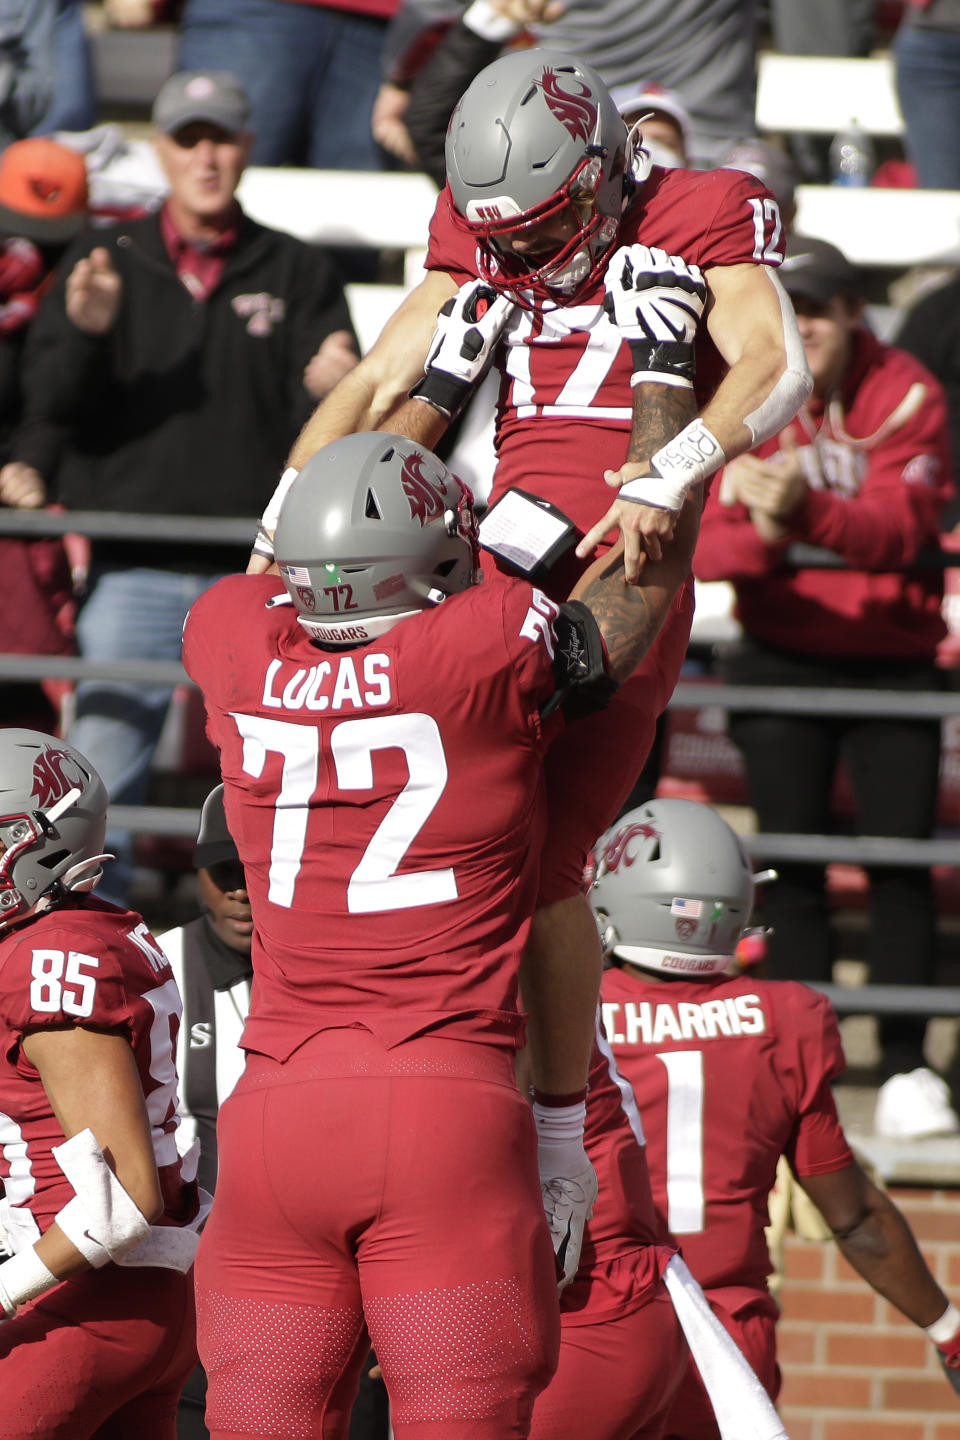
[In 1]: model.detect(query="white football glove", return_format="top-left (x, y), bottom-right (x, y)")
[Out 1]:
top-left (604, 244), bottom-right (707, 388)
top-left (410, 279), bottom-right (515, 419)
top-left (534, 1098), bottom-right (597, 1293)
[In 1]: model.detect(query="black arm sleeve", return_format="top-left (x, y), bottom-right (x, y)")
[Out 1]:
top-left (404, 19), bottom-right (504, 187)
top-left (542, 601), bottom-right (618, 722)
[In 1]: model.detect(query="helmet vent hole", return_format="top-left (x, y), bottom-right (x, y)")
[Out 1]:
top-left (365, 489), bottom-right (382, 520)
top-left (38, 849), bottom-right (69, 870)
top-left (648, 842), bottom-right (660, 861)
top-left (435, 559), bottom-right (458, 578)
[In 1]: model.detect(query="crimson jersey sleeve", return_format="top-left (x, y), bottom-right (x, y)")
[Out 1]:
top-left (0, 918), bottom-right (138, 1049)
top-left (780, 985), bottom-right (854, 1179)
top-left (426, 186), bottom-right (476, 284)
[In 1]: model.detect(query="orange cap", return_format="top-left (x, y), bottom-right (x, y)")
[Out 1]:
top-left (0, 138), bottom-right (88, 244)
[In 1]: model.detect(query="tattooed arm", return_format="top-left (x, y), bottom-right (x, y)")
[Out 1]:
top-left (570, 482), bottom-right (702, 684)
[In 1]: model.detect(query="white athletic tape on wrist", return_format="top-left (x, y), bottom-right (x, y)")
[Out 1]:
top-left (0, 1246), bottom-right (57, 1315)
top-left (260, 466), bottom-right (299, 532)
top-left (619, 419), bottom-right (725, 513)
top-left (926, 1302), bottom-right (960, 1344)
top-left (52, 1129), bottom-right (150, 1266)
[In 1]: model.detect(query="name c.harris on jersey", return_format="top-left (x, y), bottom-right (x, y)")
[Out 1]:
top-left (602, 993), bottom-right (767, 1046)
top-left (260, 653), bottom-right (394, 713)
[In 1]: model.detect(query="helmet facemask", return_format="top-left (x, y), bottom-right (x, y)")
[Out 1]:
top-left (446, 50), bottom-right (634, 308)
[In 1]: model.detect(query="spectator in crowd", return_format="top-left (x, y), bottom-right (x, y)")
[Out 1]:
top-left (894, 270), bottom-right (960, 529)
top-left (0, 728), bottom-right (205, 1436)
top-left (182, 428), bottom-right (693, 1436)
top-left (694, 233), bottom-right (958, 1141)
top-left (383, 0), bottom-right (761, 166)
top-left (0, 0), bottom-right (57, 152)
top-left (263, 49), bottom-right (809, 1176)
top-left (0, 136), bottom-right (87, 732)
top-left (12, 69), bottom-right (358, 904)
top-left (610, 81), bottom-right (690, 169)
top-left (894, 0), bottom-right (960, 191)
top-left (592, 796), bottom-right (960, 1431)
top-left (175, 0), bottom-right (400, 171)
top-left (30, 0), bottom-right (96, 136)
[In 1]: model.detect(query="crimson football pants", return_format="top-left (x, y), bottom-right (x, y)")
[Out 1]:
top-left (0, 1262), bottom-right (196, 1439)
top-left (530, 1282), bottom-right (687, 1440)
top-left (539, 580), bottom-right (695, 903)
top-left (196, 1029), bottom-right (561, 1440)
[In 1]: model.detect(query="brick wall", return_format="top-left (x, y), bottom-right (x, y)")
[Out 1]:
top-left (777, 1185), bottom-right (960, 1439)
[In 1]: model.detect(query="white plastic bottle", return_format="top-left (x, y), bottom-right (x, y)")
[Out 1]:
top-left (829, 119), bottom-right (876, 187)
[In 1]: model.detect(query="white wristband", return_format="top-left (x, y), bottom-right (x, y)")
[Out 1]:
top-left (619, 419), bottom-right (725, 513)
top-left (462, 0), bottom-right (522, 41)
top-left (260, 466), bottom-right (299, 532)
top-left (630, 370), bottom-right (694, 390)
top-left (926, 1301), bottom-right (960, 1344)
top-left (0, 1246), bottom-right (57, 1316)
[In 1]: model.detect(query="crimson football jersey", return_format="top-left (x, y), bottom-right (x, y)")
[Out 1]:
top-left (560, 1018), bottom-right (674, 1326)
top-left (183, 573), bottom-right (564, 1060)
top-left (427, 165), bottom-right (784, 537)
top-left (0, 897), bottom-right (187, 1235)
top-left (600, 970), bottom-right (853, 1311)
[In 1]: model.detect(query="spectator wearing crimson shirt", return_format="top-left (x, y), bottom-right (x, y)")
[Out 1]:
top-left (694, 234), bottom-right (957, 1142)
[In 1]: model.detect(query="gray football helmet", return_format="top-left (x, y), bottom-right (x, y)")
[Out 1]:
top-left (445, 48), bottom-right (633, 302)
top-left (589, 799), bottom-right (759, 976)
top-left (0, 729), bottom-right (110, 925)
top-left (274, 432), bottom-right (481, 646)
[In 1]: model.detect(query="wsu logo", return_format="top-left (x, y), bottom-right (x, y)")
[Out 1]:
top-left (31, 748), bottom-right (85, 809)
top-left (536, 69), bottom-right (597, 144)
top-left (401, 452), bottom-right (446, 527)
top-left (600, 822), bottom-right (659, 874)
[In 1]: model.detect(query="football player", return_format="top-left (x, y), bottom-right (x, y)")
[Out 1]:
top-left (255, 50), bottom-right (812, 1210)
top-left (592, 797), bottom-right (960, 1434)
top-left (0, 729), bottom-right (204, 1438)
top-left (182, 429), bottom-right (694, 1440)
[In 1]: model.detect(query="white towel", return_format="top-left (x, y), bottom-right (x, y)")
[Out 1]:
top-left (663, 1254), bottom-right (789, 1440)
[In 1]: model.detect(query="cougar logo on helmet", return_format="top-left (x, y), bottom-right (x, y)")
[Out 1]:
top-left (31, 748), bottom-right (85, 810)
top-left (601, 821), bottom-right (659, 874)
top-left (401, 452), bottom-right (446, 527)
top-left (536, 69), bottom-right (597, 145)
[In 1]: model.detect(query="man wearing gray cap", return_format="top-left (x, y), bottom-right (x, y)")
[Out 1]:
top-left (695, 232), bottom-right (959, 1143)
top-left (11, 69), bottom-right (359, 907)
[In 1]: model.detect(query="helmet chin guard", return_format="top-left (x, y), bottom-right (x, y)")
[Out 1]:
top-left (589, 799), bottom-right (762, 977)
top-left (445, 49), bottom-right (633, 306)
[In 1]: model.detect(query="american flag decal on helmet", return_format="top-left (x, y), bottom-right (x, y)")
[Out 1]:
top-left (536, 69), bottom-right (596, 144)
top-left (401, 451), bottom-right (445, 526)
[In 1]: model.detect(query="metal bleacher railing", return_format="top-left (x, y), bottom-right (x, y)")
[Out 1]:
top-left (2, 506), bottom-right (960, 1018)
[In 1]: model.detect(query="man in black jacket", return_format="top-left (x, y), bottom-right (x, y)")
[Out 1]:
top-left (10, 70), bottom-right (359, 903)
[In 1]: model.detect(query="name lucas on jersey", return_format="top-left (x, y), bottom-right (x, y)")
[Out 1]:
top-left (260, 653), bottom-right (393, 713)
top-left (602, 993), bottom-right (766, 1046)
